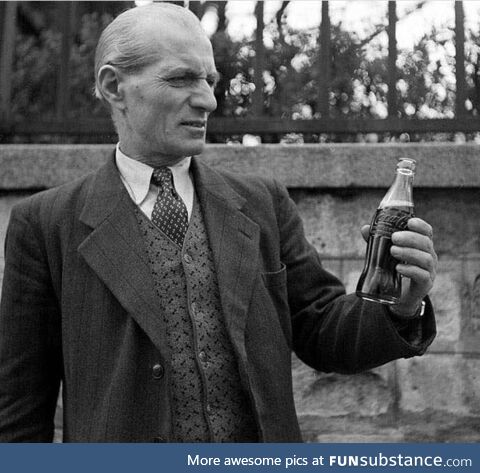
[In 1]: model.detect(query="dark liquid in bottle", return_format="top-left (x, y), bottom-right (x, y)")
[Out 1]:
top-left (356, 206), bottom-right (414, 305)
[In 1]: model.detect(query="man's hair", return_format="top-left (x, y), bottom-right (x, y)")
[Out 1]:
top-left (93, 3), bottom-right (203, 103)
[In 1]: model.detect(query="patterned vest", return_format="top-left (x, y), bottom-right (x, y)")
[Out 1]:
top-left (135, 197), bottom-right (258, 442)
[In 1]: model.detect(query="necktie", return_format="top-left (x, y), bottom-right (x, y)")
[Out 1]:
top-left (151, 167), bottom-right (189, 247)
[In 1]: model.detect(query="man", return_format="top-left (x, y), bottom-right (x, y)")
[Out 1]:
top-left (0, 4), bottom-right (437, 442)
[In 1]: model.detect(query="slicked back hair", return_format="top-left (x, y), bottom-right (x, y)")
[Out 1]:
top-left (93, 3), bottom-right (203, 103)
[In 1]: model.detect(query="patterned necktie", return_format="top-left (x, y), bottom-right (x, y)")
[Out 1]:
top-left (151, 167), bottom-right (189, 247)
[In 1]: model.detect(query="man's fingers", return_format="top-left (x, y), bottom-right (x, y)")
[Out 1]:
top-left (362, 218), bottom-right (437, 270)
top-left (360, 224), bottom-right (370, 243)
top-left (359, 216), bottom-right (437, 303)
top-left (396, 263), bottom-right (435, 289)
top-left (406, 217), bottom-right (433, 239)
top-left (391, 230), bottom-right (434, 254)
top-left (392, 218), bottom-right (435, 256)
top-left (362, 218), bottom-right (433, 246)
top-left (391, 246), bottom-right (436, 273)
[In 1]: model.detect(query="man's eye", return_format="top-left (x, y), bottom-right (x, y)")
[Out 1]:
top-left (167, 77), bottom-right (194, 87)
top-left (167, 76), bottom-right (217, 88)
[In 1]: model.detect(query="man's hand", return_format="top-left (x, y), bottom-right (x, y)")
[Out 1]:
top-left (361, 217), bottom-right (437, 316)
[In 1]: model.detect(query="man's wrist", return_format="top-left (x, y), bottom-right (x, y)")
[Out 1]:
top-left (389, 300), bottom-right (426, 319)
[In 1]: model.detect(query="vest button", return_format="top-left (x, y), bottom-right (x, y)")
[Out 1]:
top-left (152, 363), bottom-right (164, 380)
top-left (183, 253), bottom-right (193, 264)
top-left (198, 351), bottom-right (207, 362)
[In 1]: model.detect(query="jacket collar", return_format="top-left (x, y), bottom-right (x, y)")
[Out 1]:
top-left (79, 154), bottom-right (247, 228)
top-left (77, 152), bottom-right (259, 370)
top-left (79, 154), bottom-right (127, 228)
top-left (191, 157), bottom-right (246, 211)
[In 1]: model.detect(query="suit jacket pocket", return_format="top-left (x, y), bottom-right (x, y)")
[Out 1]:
top-left (259, 263), bottom-right (291, 347)
top-left (261, 263), bottom-right (287, 288)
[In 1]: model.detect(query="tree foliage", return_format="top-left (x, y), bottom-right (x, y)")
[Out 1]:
top-left (8, 0), bottom-right (479, 142)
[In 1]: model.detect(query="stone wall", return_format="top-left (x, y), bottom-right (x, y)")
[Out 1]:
top-left (0, 144), bottom-right (479, 442)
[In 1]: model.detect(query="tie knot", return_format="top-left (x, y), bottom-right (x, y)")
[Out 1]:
top-left (152, 167), bottom-right (174, 190)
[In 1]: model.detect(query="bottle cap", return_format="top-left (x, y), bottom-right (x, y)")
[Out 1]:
top-left (397, 158), bottom-right (416, 171)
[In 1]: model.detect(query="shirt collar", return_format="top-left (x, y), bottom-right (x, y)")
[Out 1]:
top-left (115, 144), bottom-right (192, 205)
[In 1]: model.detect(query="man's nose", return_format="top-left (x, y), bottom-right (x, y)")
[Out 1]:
top-left (190, 80), bottom-right (217, 113)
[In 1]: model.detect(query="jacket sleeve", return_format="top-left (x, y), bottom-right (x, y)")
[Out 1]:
top-left (0, 200), bottom-right (62, 442)
top-left (273, 180), bottom-right (436, 374)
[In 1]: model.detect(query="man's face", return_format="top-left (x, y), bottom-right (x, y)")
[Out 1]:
top-left (118, 26), bottom-right (218, 165)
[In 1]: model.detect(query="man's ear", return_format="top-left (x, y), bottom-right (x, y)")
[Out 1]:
top-left (97, 65), bottom-right (126, 111)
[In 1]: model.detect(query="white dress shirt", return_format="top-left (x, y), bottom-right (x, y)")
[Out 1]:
top-left (115, 144), bottom-right (194, 220)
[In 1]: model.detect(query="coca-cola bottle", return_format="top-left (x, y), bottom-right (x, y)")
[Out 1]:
top-left (356, 158), bottom-right (416, 305)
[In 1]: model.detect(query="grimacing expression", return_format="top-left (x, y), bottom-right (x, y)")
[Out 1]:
top-left (118, 27), bottom-right (218, 164)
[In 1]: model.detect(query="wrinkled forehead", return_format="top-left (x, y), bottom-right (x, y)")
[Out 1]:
top-left (141, 20), bottom-right (216, 72)
top-left (128, 3), bottom-right (203, 31)
top-left (132, 6), bottom-right (208, 47)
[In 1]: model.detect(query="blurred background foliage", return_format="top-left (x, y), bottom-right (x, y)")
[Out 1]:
top-left (6, 1), bottom-right (480, 142)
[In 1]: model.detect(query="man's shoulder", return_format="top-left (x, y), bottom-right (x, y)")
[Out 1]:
top-left (10, 165), bottom-right (103, 224)
top-left (196, 159), bottom-right (282, 198)
top-left (194, 159), bottom-right (292, 227)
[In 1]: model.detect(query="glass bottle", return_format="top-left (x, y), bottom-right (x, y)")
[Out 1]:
top-left (356, 158), bottom-right (416, 305)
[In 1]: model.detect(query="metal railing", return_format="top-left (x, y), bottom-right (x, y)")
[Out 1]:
top-left (0, 0), bottom-right (477, 142)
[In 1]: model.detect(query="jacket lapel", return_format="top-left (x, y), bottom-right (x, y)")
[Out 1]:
top-left (191, 158), bottom-right (260, 349)
top-left (76, 155), bottom-right (260, 357)
top-left (77, 157), bottom-right (170, 355)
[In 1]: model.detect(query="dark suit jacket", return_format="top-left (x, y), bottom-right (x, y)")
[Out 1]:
top-left (0, 155), bottom-right (436, 442)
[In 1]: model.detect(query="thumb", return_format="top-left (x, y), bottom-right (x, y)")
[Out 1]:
top-left (360, 224), bottom-right (370, 243)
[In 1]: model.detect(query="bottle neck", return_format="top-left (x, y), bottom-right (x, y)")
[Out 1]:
top-left (379, 171), bottom-right (414, 209)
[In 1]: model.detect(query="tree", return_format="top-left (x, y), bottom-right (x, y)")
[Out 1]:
top-left (6, 1), bottom-right (469, 143)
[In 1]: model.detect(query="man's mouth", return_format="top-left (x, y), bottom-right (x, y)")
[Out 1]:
top-left (181, 121), bottom-right (206, 128)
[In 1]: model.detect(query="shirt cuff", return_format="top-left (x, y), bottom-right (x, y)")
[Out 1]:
top-left (387, 301), bottom-right (426, 347)
top-left (389, 300), bottom-right (426, 320)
